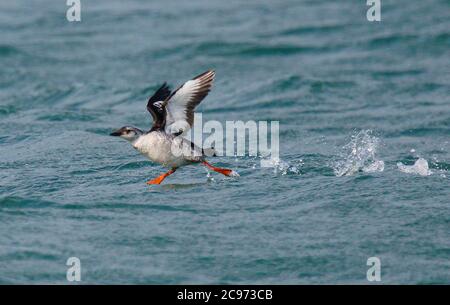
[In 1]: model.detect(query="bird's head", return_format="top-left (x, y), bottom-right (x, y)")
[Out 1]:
top-left (110, 126), bottom-right (143, 142)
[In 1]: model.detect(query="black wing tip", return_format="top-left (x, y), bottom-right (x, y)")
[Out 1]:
top-left (157, 82), bottom-right (171, 94)
top-left (148, 82), bottom-right (171, 104)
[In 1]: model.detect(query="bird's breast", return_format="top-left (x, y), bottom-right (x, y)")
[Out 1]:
top-left (133, 132), bottom-right (177, 165)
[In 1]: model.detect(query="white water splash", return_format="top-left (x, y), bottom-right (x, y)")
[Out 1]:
top-left (205, 169), bottom-right (215, 181)
top-left (333, 130), bottom-right (384, 177)
top-left (362, 160), bottom-right (385, 173)
top-left (397, 158), bottom-right (432, 176)
top-left (228, 170), bottom-right (240, 177)
top-left (261, 157), bottom-right (301, 175)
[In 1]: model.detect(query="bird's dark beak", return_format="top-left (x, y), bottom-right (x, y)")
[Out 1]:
top-left (110, 130), bottom-right (122, 136)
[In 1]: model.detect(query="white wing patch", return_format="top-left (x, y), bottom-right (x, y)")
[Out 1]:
top-left (164, 70), bottom-right (215, 135)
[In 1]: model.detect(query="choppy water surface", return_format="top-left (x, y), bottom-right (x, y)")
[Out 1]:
top-left (0, 0), bottom-right (449, 284)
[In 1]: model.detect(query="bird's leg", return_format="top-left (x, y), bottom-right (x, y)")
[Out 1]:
top-left (202, 161), bottom-right (238, 177)
top-left (146, 168), bottom-right (177, 185)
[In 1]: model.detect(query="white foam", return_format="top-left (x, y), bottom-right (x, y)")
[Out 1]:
top-left (264, 157), bottom-right (301, 175)
top-left (228, 170), bottom-right (240, 177)
top-left (397, 158), bottom-right (432, 176)
top-left (205, 170), bottom-right (215, 181)
top-left (363, 160), bottom-right (385, 173)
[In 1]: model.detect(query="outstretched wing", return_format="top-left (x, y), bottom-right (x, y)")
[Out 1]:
top-left (164, 70), bottom-right (215, 135)
top-left (146, 83), bottom-right (171, 131)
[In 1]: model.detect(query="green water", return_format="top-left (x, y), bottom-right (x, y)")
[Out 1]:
top-left (0, 0), bottom-right (449, 284)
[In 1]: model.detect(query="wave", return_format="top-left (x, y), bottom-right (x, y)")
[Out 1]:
top-left (192, 41), bottom-right (342, 57)
top-left (0, 196), bottom-right (56, 209)
top-left (364, 34), bottom-right (419, 48)
top-left (278, 23), bottom-right (349, 36)
top-left (0, 44), bottom-right (22, 57)
top-left (397, 127), bottom-right (450, 137)
top-left (0, 105), bottom-right (17, 116)
top-left (370, 69), bottom-right (424, 78)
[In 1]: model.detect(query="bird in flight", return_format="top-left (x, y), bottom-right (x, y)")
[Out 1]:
top-left (110, 70), bottom-right (239, 184)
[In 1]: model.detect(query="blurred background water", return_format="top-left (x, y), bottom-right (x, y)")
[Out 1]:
top-left (0, 0), bottom-right (449, 284)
